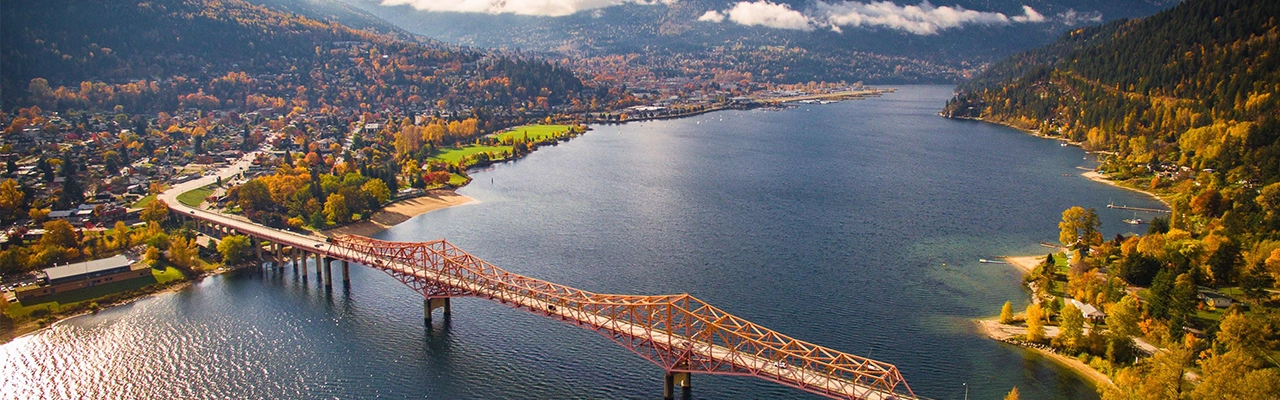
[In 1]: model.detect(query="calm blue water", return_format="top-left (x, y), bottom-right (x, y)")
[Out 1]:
top-left (1, 85), bottom-right (1163, 399)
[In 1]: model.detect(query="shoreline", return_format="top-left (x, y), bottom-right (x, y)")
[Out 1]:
top-left (2, 278), bottom-right (195, 344)
top-left (946, 114), bottom-right (1172, 211)
top-left (957, 112), bottom-right (1180, 394)
top-left (1080, 171), bottom-right (1171, 209)
top-left (976, 318), bottom-right (1116, 391)
top-left (323, 189), bottom-right (475, 237)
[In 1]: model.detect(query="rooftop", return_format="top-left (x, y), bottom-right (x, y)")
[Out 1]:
top-left (43, 254), bottom-right (135, 282)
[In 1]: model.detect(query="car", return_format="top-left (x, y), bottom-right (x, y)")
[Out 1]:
top-left (773, 361), bottom-right (788, 370)
top-left (313, 243), bottom-right (323, 248)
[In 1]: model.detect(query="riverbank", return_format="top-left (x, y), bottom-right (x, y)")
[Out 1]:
top-left (324, 189), bottom-right (474, 237)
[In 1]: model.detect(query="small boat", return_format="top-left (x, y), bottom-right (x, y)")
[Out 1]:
top-left (1060, 143), bottom-right (1068, 147)
top-left (1123, 212), bottom-right (1145, 225)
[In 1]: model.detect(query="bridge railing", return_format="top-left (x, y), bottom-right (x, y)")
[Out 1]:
top-left (330, 235), bottom-right (916, 399)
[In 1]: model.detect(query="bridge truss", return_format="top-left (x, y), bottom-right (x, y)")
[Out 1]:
top-left (328, 235), bottom-right (918, 400)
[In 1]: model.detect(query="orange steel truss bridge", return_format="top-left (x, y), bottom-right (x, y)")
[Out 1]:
top-left (325, 234), bottom-right (921, 400)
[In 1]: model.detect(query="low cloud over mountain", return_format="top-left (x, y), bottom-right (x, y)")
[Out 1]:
top-left (700, 1), bottom-right (1049, 35)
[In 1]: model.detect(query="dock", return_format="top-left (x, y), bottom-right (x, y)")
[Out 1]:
top-left (1106, 204), bottom-right (1171, 213)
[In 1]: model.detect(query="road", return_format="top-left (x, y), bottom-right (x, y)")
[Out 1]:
top-left (157, 145), bottom-right (335, 255)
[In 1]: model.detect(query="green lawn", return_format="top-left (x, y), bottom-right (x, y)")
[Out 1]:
top-left (429, 145), bottom-right (512, 165)
top-left (5, 267), bottom-right (186, 320)
top-left (494, 124), bottom-right (572, 143)
top-left (177, 185), bottom-right (215, 207)
top-left (448, 173), bottom-right (469, 187)
top-left (132, 193), bottom-right (157, 208)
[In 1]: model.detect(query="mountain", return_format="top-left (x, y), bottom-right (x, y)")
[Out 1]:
top-left (0, 0), bottom-right (613, 119)
top-left (944, 0), bottom-right (1280, 181)
top-left (332, 0), bottom-right (1180, 83)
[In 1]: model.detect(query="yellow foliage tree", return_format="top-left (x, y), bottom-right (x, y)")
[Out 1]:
top-left (999, 301), bottom-right (1015, 324)
top-left (1025, 303), bottom-right (1046, 342)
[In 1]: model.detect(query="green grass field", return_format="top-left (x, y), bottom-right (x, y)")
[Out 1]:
top-left (495, 124), bottom-right (572, 143)
top-left (429, 145), bottom-right (512, 165)
top-left (131, 193), bottom-right (157, 208)
top-left (448, 173), bottom-right (469, 186)
top-left (177, 185), bottom-right (215, 207)
top-left (5, 266), bottom-right (186, 320)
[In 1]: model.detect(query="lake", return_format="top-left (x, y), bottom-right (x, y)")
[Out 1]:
top-left (0, 85), bottom-right (1165, 399)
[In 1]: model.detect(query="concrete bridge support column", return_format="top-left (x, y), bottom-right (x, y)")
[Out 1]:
top-left (252, 238), bottom-right (263, 260)
top-left (300, 252), bottom-right (308, 279)
top-left (424, 298), bottom-right (451, 324)
top-left (663, 372), bottom-right (690, 400)
top-left (314, 253), bottom-right (323, 282)
top-left (323, 257), bottom-right (333, 288)
top-left (341, 261), bottom-right (350, 285)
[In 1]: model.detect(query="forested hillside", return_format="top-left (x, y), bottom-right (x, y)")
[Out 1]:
top-left (946, 0), bottom-right (1280, 397)
top-left (945, 0), bottom-right (1279, 179)
top-left (0, 0), bottom-right (610, 119)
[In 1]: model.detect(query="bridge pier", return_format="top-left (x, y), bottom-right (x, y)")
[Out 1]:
top-left (341, 260), bottom-right (350, 285)
top-left (323, 257), bottom-right (333, 288)
top-left (424, 298), bottom-right (451, 324)
top-left (252, 238), bottom-right (263, 260)
top-left (314, 253), bottom-right (323, 283)
top-left (663, 372), bottom-right (691, 400)
top-left (299, 252), bottom-right (308, 279)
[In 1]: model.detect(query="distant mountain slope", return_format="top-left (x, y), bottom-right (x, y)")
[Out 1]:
top-left (334, 0), bottom-right (1178, 83)
top-left (0, 0), bottom-right (603, 116)
top-left (246, 0), bottom-right (414, 36)
top-left (945, 0), bottom-right (1280, 179)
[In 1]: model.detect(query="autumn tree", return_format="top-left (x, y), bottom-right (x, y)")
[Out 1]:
top-left (1059, 206), bottom-right (1101, 251)
top-left (28, 207), bottom-right (50, 222)
top-left (324, 193), bottom-right (349, 224)
top-left (0, 179), bottom-right (24, 220)
top-left (1003, 387), bottom-right (1020, 400)
top-left (1025, 303), bottom-right (1046, 342)
top-left (1257, 182), bottom-right (1280, 219)
top-left (1054, 302), bottom-right (1084, 353)
top-left (999, 301), bottom-right (1015, 324)
top-left (361, 179), bottom-right (391, 204)
top-left (40, 220), bottom-right (78, 249)
top-left (109, 221), bottom-right (131, 251)
top-left (167, 236), bottom-right (201, 271)
top-left (217, 235), bottom-right (253, 265)
top-left (1189, 350), bottom-right (1280, 399)
top-left (1106, 294), bottom-right (1141, 339)
top-left (236, 179), bottom-right (272, 213)
top-left (141, 199), bottom-right (170, 223)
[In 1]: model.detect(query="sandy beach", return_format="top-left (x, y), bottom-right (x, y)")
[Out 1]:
top-left (1081, 171), bottom-right (1171, 208)
top-left (324, 189), bottom-right (475, 237)
top-left (977, 319), bottom-right (1116, 390)
top-left (1005, 255), bottom-right (1046, 273)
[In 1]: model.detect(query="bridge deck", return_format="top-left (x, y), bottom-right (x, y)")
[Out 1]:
top-left (159, 156), bottom-right (919, 400)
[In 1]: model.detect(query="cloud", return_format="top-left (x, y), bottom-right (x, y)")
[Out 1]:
top-left (701, 1), bottom-right (1048, 35)
top-left (380, 0), bottom-right (672, 17)
top-left (698, 10), bottom-right (726, 22)
top-left (816, 1), bottom-right (1040, 35)
top-left (725, 1), bottom-right (814, 31)
top-left (1010, 5), bottom-right (1044, 23)
top-left (1057, 9), bottom-right (1103, 26)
